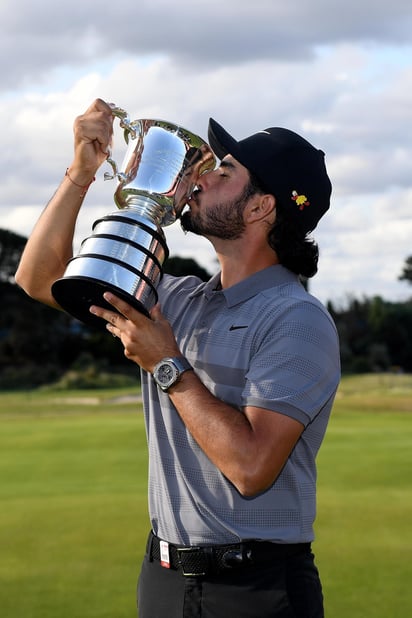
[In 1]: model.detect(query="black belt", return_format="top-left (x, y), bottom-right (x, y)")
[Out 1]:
top-left (148, 531), bottom-right (310, 577)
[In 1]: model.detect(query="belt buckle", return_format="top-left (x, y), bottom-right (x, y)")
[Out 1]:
top-left (177, 546), bottom-right (207, 577)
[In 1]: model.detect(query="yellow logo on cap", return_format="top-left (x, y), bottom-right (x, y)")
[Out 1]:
top-left (291, 190), bottom-right (310, 210)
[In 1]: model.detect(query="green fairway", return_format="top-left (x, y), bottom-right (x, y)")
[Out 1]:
top-left (316, 412), bottom-right (412, 617)
top-left (1, 376), bottom-right (412, 617)
top-left (0, 390), bottom-right (148, 618)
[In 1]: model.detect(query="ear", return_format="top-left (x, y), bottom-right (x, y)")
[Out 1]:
top-left (244, 194), bottom-right (276, 223)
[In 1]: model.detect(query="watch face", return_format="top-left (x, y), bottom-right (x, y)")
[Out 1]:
top-left (155, 361), bottom-right (178, 389)
top-left (158, 363), bottom-right (177, 385)
top-left (153, 357), bottom-right (191, 392)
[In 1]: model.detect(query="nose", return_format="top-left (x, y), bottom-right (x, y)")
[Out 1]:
top-left (197, 167), bottom-right (218, 191)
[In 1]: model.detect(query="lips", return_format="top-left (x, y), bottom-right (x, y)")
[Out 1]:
top-left (187, 187), bottom-right (200, 205)
top-left (186, 189), bottom-right (199, 208)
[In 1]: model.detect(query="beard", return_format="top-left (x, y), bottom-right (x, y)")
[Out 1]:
top-left (180, 182), bottom-right (255, 240)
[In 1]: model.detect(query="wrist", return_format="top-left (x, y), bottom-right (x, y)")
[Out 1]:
top-left (65, 167), bottom-right (96, 197)
top-left (152, 356), bottom-right (192, 392)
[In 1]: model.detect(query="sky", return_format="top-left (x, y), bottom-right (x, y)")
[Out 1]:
top-left (1, 0), bottom-right (412, 306)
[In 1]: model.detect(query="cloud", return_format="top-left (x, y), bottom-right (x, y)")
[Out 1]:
top-left (1, 1), bottom-right (412, 305)
top-left (2, 0), bottom-right (412, 92)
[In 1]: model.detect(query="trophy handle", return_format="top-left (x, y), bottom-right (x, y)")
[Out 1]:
top-left (104, 105), bottom-right (138, 181)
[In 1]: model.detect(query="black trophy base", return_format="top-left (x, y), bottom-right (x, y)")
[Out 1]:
top-left (51, 276), bottom-right (150, 330)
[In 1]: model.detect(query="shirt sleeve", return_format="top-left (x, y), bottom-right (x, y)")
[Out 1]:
top-left (242, 300), bottom-right (340, 426)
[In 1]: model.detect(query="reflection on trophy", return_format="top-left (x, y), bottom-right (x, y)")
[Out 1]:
top-left (51, 106), bottom-right (216, 329)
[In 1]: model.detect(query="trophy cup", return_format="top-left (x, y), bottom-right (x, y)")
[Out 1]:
top-left (51, 106), bottom-right (216, 329)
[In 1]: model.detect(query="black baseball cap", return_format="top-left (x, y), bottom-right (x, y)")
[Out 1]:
top-left (208, 118), bottom-right (332, 235)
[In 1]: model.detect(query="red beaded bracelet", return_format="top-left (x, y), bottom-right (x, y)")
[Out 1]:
top-left (65, 168), bottom-right (96, 198)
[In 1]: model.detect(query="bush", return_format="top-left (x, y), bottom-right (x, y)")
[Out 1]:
top-left (0, 364), bottom-right (60, 390)
top-left (43, 366), bottom-right (138, 390)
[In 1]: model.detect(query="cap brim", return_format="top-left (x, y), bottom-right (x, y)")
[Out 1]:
top-left (208, 118), bottom-right (241, 161)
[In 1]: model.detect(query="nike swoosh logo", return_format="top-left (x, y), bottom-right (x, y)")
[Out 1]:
top-left (229, 325), bottom-right (249, 331)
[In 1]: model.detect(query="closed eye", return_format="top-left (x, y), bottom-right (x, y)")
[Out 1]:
top-left (218, 160), bottom-right (236, 177)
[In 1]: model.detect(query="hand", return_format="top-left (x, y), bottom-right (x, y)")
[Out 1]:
top-left (70, 98), bottom-right (114, 180)
top-left (89, 292), bottom-right (181, 372)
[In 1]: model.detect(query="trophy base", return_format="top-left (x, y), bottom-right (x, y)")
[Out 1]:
top-left (51, 276), bottom-right (150, 330)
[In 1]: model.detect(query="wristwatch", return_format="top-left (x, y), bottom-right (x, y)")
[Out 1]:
top-left (152, 356), bottom-right (192, 392)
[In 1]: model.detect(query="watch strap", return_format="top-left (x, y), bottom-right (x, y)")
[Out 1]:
top-left (169, 356), bottom-right (192, 374)
top-left (153, 356), bottom-right (192, 392)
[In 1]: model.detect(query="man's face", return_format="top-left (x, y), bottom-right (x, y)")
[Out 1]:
top-left (180, 155), bottom-right (254, 241)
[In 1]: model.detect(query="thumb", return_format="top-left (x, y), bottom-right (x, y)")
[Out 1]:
top-left (149, 303), bottom-right (163, 321)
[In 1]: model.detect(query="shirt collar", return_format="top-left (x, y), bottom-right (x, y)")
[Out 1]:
top-left (188, 265), bottom-right (299, 307)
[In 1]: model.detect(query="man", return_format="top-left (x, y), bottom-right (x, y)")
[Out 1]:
top-left (16, 98), bottom-right (340, 617)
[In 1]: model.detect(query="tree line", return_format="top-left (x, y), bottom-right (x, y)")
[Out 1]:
top-left (1, 229), bottom-right (411, 389)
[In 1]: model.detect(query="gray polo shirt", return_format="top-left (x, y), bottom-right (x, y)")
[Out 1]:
top-left (140, 265), bottom-right (340, 546)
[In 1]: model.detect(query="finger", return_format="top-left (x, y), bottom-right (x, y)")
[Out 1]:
top-left (89, 304), bottom-right (119, 325)
top-left (75, 102), bottom-right (113, 147)
top-left (97, 140), bottom-right (111, 158)
top-left (106, 323), bottom-right (119, 338)
top-left (149, 303), bottom-right (163, 321)
top-left (85, 98), bottom-right (113, 115)
top-left (103, 292), bottom-right (149, 323)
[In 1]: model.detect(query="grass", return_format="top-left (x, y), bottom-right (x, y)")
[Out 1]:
top-left (1, 375), bottom-right (412, 617)
top-left (0, 390), bottom-right (147, 618)
top-left (316, 413), bottom-right (412, 616)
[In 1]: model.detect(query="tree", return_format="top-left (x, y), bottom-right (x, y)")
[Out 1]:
top-left (399, 255), bottom-right (412, 286)
top-left (0, 229), bottom-right (27, 283)
top-left (163, 255), bottom-right (211, 281)
top-left (0, 243), bottom-right (215, 388)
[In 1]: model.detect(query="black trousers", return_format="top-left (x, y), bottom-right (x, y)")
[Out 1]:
top-left (137, 542), bottom-right (324, 618)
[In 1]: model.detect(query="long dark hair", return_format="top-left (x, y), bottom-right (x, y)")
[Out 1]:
top-left (248, 172), bottom-right (319, 278)
top-left (268, 205), bottom-right (319, 278)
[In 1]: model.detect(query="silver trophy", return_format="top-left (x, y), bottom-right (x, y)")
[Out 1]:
top-left (52, 106), bottom-right (216, 328)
